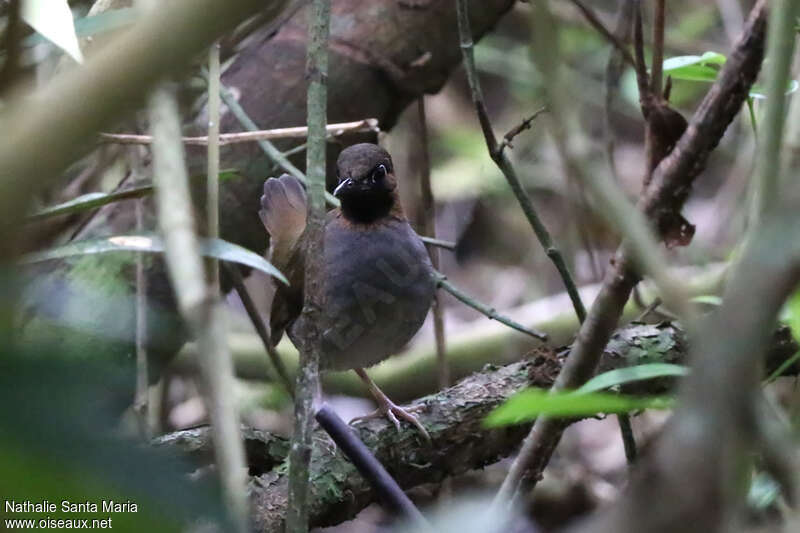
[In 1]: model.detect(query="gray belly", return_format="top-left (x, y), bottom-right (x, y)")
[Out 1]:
top-left (289, 219), bottom-right (435, 371)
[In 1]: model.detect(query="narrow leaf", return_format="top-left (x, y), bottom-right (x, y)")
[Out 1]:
top-left (662, 51), bottom-right (726, 72)
top-left (27, 184), bottom-right (153, 221)
top-left (21, 0), bottom-right (84, 63)
top-left (663, 64), bottom-right (719, 83)
top-left (21, 234), bottom-right (288, 284)
top-left (483, 388), bottom-right (673, 428)
top-left (577, 363), bottom-right (689, 395)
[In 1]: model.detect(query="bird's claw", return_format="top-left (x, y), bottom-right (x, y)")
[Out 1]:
top-left (350, 401), bottom-right (431, 442)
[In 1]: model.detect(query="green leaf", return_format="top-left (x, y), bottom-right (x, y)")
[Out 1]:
top-left (746, 97), bottom-right (758, 135)
top-left (690, 295), bottom-right (723, 306)
top-left (28, 184), bottom-right (153, 221)
top-left (20, 234), bottom-right (288, 285)
top-left (663, 53), bottom-right (798, 100)
top-left (483, 388), bottom-right (673, 428)
top-left (23, 7), bottom-right (139, 47)
top-left (21, 0), bottom-right (84, 62)
top-left (767, 289), bottom-right (800, 382)
top-left (664, 64), bottom-right (719, 83)
top-left (783, 289), bottom-right (800, 342)
top-left (577, 363), bottom-right (689, 394)
top-left (663, 51), bottom-right (726, 71)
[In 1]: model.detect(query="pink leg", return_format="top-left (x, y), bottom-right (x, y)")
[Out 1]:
top-left (350, 368), bottom-right (430, 441)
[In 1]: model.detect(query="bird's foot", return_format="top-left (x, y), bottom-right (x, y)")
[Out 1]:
top-left (350, 400), bottom-right (430, 442)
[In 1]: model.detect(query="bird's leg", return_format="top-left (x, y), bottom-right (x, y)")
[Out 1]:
top-left (350, 367), bottom-right (430, 441)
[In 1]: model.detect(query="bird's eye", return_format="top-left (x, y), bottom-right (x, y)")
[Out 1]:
top-left (370, 164), bottom-right (387, 183)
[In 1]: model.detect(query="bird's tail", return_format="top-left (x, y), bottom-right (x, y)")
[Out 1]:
top-left (259, 174), bottom-right (307, 271)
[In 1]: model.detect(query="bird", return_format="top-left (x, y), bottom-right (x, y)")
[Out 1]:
top-left (259, 143), bottom-right (436, 438)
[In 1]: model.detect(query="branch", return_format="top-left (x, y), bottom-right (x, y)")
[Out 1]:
top-left (493, 0), bottom-right (769, 506)
top-left (159, 322), bottom-right (798, 531)
top-left (207, 41), bottom-right (221, 289)
top-left (436, 273), bottom-right (548, 342)
top-left (569, 0), bottom-right (636, 68)
top-left (147, 82), bottom-right (248, 532)
top-left (217, 82), bottom-right (340, 207)
top-left (286, 1), bottom-right (329, 530)
top-left (455, 0), bottom-right (587, 324)
top-left (498, 106), bottom-right (547, 153)
top-left (418, 236), bottom-right (456, 250)
top-left (98, 119), bottom-right (379, 145)
top-left (223, 262), bottom-right (294, 396)
top-left (416, 98), bottom-right (449, 388)
top-left (604, 0), bottom-right (636, 181)
top-left (751, 0), bottom-right (800, 221)
top-left (650, 0), bottom-right (665, 96)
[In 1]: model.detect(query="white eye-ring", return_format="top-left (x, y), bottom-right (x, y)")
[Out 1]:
top-left (371, 164), bottom-right (387, 182)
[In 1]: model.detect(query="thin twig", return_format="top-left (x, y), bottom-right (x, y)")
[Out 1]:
top-left (130, 146), bottom-right (149, 435)
top-left (650, 0), bottom-right (665, 97)
top-left (224, 262), bottom-right (294, 396)
top-left (286, 0), bottom-right (329, 531)
top-left (218, 83), bottom-right (340, 207)
top-left (455, 0), bottom-right (587, 324)
top-left (498, 106), bottom-right (547, 154)
top-left (530, 4), bottom-right (602, 282)
top-left (98, 119), bottom-right (379, 146)
top-left (419, 236), bottom-right (456, 250)
top-left (570, 0), bottom-right (636, 68)
top-left (207, 41), bottom-right (221, 289)
top-left (633, 3), bottom-right (653, 115)
top-left (751, 0), bottom-right (800, 222)
top-left (635, 296), bottom-right (663, 321)
top-left (134, 195), bottom-right (149, 437)
top-left (436, 274), bottom-right (548, 342)
top-left (147, 82), bottom-right (249, 533)
top-left (417, 98), bottom-right (449, 389)
top-left (604, 0), bottom-right (636, 182)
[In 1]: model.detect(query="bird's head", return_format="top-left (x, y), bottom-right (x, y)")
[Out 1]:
top-left (334, 143), bottom-right (400, 224)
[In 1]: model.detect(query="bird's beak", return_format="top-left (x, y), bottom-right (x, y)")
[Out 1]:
top-left (333, 178), bottom-right (354, 198)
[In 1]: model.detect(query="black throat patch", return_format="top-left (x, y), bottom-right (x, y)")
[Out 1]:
top-left (339, 189), bottom-right (395, 224)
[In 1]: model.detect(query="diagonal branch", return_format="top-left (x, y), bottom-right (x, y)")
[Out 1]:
top-left (570, 0), bottom-right (636, 68)
top-left (455, 0), bottom-right (587, 324)
top-left (573, 202), bottom-right (800, 533)
top-left (492, 0), bottom-right (769, 507)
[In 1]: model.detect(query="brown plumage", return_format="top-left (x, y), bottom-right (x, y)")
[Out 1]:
top-left (260, 143), bottom-right (435, 438)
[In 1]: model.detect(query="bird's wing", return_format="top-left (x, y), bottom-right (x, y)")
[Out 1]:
top-left (260, 175), bottom-right (307, 343)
